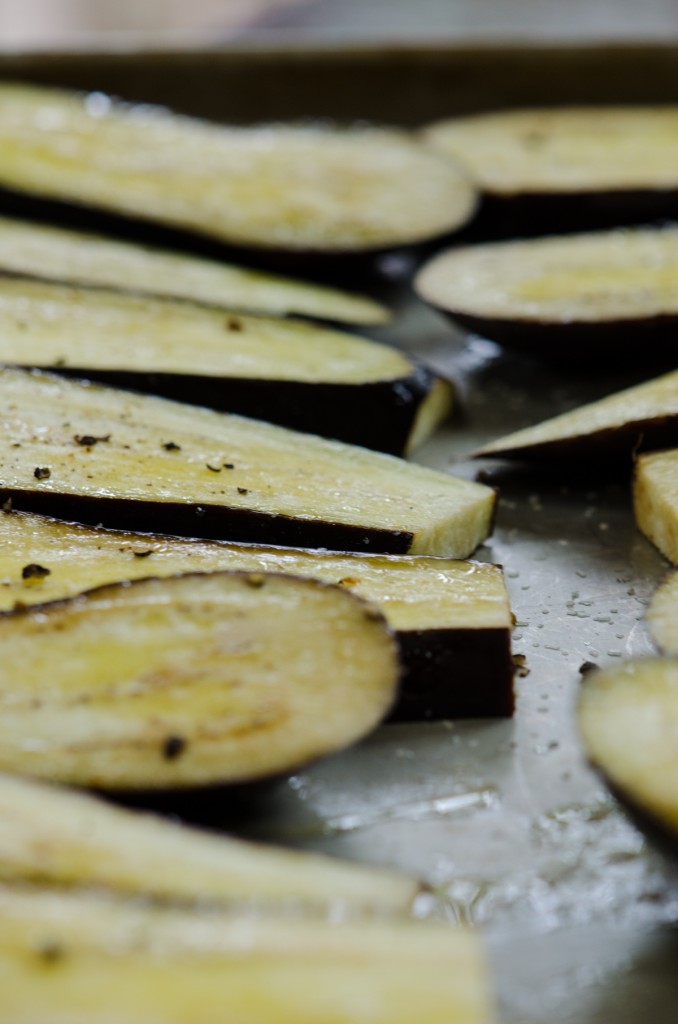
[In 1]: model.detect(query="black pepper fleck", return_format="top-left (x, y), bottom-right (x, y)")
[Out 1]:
top-left (34, 467), bottom-right (51, 480)
top-left (132, 550), bottom-right (154, 559)
top-left (74, 434), bottom-right (111, 447)
top-left (226, 316), bottom-right (243, 331)
top-left (163, 735), bottom-right (187, 760)
top-left (163, 442), bottom-right (181, 452)
top-left (22, 563), bottom-right (51, 580)
top-left (237, 487), bottom-right (249, 495)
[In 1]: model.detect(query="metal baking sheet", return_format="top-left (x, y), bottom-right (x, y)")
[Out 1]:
top-left (3, 41), bottom-right (678, 1023)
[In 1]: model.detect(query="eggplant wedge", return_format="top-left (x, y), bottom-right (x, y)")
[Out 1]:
top-left (0, 83), bottom-right (477, 262)
top-left (0, 571), bottom-right (399, 790)
top-left (0, 215), bottom-right (390, 325)
top-left (416, 227), bottom-right (678, 356)
top-left (0, 510), bottom-right (514, 720)
top-left (647, 571), bottom-right (678, 655)
top-left (634, 448), bottom-right (678, 563)
top-left (578, 658), bottom-right (678, 850)
top-left (0, 891), bottom-right (495, 1024)
top-left (0, 367), bottom-right (494, 557)
top-left (423, 107), bottom-right (678, 236)
top-left (474, 369), bottom-right (678, 463)
top-left (0, 275), bottom-right (448, 455)
top-left (0, 772), bottom-right (419, 911)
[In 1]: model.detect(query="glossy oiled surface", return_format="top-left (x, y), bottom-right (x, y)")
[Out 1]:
top-left (0, 276), bottom-right (407, 382)
top-left (0, 511), bottom-right (510, 630)
top-left (0, 83), bottom-right (476, 252)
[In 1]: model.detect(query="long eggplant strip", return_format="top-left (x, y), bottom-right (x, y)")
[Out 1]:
top-left (0, 509), bottom-right (514, 719)
top-left (634, 448), bottom-right (678, 564)
top-left (0, 571), bottom-right (398, 790)
top-left (0, 275), bottom-right (447, 454)
top-left (0, 83), bottom-right (477, 258)
top-left (0, 368), bottom-right (494, 557)
top-left (0, 215), bottom-right (390, 324)
top-left (0, 772), bottom-right (419, 912)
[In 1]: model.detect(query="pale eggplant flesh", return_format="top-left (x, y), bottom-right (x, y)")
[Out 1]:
top-left (578, 657), bottom-right (678, 852)
top-left (0, 83), bottom-right (478, 264)
top-left (0, 509), bottom-right (515, 720)
top-left (0, 275), bottom-right (449, 454)
top-left (0, 367), bottom-right (494, 557)
top-left (647, 571), bottom-right (678, 655)
top-left (0, 215), bottom-right (391, 325)
top-left (423, 107), bottom-right (678, 238)
top-left (474, 369), bottom-right (678, 463)
top-left (0, 571), bottom-right (399, 790)
top-left (0, 886), bottom-right (495, 1024)
top-left (0, 771), bottom-right (420, 912)
top-left (634, 448), bottom-right (678, 564)
top-left (415, 227), bottom-right (678, 358)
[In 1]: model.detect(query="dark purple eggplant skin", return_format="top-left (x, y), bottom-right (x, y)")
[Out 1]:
top-left (391, 626), bottom-right (515, 721)
top-left (474, 415), bottom-right (678, 465)
top-left (434, 307), bottom-right (678, 363)
top-left (39, 364), bottom-right (442, 455)
top-left (460, 190), bottom-right (678, 243)
top-left (0, 488), bottom-right (414, 555)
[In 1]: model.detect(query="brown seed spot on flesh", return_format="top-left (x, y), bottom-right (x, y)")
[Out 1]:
top-left (163, 735), bottom-right (187, 760)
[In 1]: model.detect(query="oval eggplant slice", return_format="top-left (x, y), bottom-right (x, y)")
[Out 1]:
top-left (423, 107), bottom-right (678, 235)
top-left (0, 368), bottom-right (494, 557)
top-left (0, 275), bottom-right (448, 454)
top-left (0, 571), bottom-right (398, 790)
top-left (0, 510), bottom-right (515, 720)
top-left (0, 897), bottom-right (494, 1024)
top-left (0, 216), bottom-right (390, 325)
top-left (475, 369), bottom-right (678, 463)
top-left (415, 227), bottom-right (678, 356)
top-left (634, 448), bottom-right (678, 563)
top-left (0, 83), bottom-right (477, 260)
top-left (647, 571), bottom-right (678, 655)
top-left (0, 772), bottom-right (419, 911)
top-left (578, 658), bottom-right (678, 848)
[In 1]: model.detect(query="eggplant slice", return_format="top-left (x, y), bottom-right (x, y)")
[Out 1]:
top-left (0, 83), bottom-right (477, 261)
top-left (0, 771), bottom-right (419, 911)
top-left (0, 215), bottom-right (389, 325)
top-left (578, 658), bottom-right (678, 849)
top-left (474, 369), bottom-right (678, 463)
top-left (0, 510), bottom-right (514, 720)
top-left (0, 570), bottom-right (398, 790)
top-left (634, 448), bottom-right (678, 563)
top-left (423, 107), bottom-right (678, 236)
top-left (0, 367), bottom-right (494, 557)
top-left (0, 275), bottom-right (448, 454)
top-left (0, 891), bottom-right (494, 1024)
top-left (647, 570), bottom-right (678, 655)
top-left (415, 227), bottom-right (678, 357)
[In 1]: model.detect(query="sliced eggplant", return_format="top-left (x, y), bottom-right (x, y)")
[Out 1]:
top-left (0, 891), bottom-right (494, 1024)
top-left (0, 215), bottom-right (390, 325)
top-left (0, 83), bottom-right (477, 261)
top-left (0, 275), bottom-right (448, 454)
top-left (634, 448), bottom-right (678, 563)
top-left (423, 107), bottom-right (678, 236)
top-left (0, 368), bottom-right (494, 557)
top-left (0, 510), bottom-right (514, 719)
top-left (578, 658), bottom-right (678, 849)
top-left (647, 571), bottom-right (678, 655)
top-left (475, 369), bottom-right (678, 462)
top-left (416, 227), bottom-right (678, 356)
top-left (0, 772), bottom-right (419, 911)
top-left (0, 570), bottom-right (398, 790)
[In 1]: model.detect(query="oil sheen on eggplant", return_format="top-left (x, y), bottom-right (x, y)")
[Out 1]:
top-left (0, 83), bottom-right (477, 260)
top-left (0, 215), bottom-right (390, 325)
top-left (0, 771), bottom-right (419, 911)
top-left (0, 510), bottom-right (514, 720)
top-left (0, 571), bottom-right (399, 790)
top-left (0, 275), bottom-right (449, 453)
top-left (0, 367), bottom-right (494, 557)
top-left (416, 227), bottom-right (678, 356)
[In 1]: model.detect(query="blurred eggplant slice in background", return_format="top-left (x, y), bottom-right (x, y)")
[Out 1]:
top-left (416, 227), bottom-right (678, 357)
top-left (0, 215), bottom-right (391, 325)
top-left (0, 368), bottom-right (494, 556)
top-left (0, 83), bottom-right (477, 263)
top-left (0, 275), bottom-right (449, 454)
